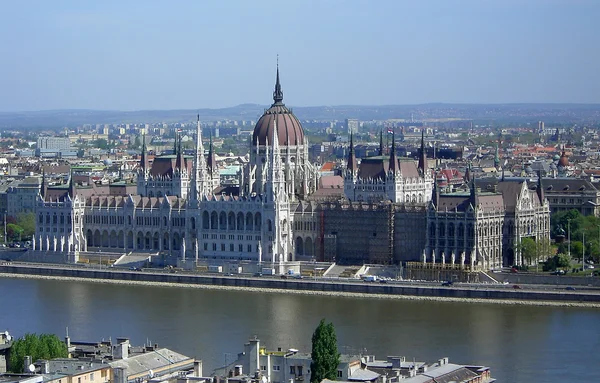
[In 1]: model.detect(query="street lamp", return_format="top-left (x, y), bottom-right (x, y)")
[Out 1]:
top-left (567, 219), bottom-right (571, 258)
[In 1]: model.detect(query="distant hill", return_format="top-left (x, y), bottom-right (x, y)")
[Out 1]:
top-left (1, 103), bottom-right (599, 129)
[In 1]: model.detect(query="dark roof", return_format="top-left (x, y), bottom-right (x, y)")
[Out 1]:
top-left (358, 157), bottom-right (388, 180)
top-left (150, 156), bottom-right (193, 178)
top-left (252, 104), bottom-right (304, 146)
top-left (531, 178), bottom-right (598, 194)
top-left (436, 195), bottom-right (471, 211)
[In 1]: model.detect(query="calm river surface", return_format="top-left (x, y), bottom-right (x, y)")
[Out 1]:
top-left (1, 277), bottom-right (599, 382)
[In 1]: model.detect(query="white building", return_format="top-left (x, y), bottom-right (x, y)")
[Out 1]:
top-left (33, 68), bottom-right (320, 273)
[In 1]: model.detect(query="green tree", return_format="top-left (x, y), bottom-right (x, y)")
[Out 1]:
top-left (6, 223), bottom-right (24, 242)
top-left (517, 237), bottom-right (537, 266)
top-left (310, 319), bottom-right (340, 383)
top-left (16, 213), bottom-right (35, 240)
top-left (9, 333), bottom-right (67, 373)
top-left (570, 241), bottom-right (584, 262)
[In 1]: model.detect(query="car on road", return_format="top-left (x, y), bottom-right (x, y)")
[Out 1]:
top-left (565, 286), bottom-right (576, 291)
top-left (441, 281), bottom-right (454, 287)
top-left (551, 269), bottom-right (566, 275)
top-left (513, 285), bottom-right (522, 289)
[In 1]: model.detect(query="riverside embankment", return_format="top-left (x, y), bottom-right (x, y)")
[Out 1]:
top-left (1, 263), bottom-right (600, 307)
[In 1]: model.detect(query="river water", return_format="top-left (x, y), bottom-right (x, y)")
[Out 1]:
top-left (1, 276), bottom-right (599, 382)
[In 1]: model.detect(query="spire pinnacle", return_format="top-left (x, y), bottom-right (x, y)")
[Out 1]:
top-left (273, 58), bottom-right (284, 105)
top-left (418, 129), bottom-right (427, 175)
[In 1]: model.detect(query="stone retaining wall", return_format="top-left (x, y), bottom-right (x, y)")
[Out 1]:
top-left (1, 264), bottom-right (599, 304)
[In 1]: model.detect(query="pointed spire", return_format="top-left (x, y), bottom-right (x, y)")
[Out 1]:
top-left (379, 130), bottom-right (384, 156)
top-left (68, 168), bottom-right (76, 199)
top-left (207, 131), bottom-right (216, 175)
top-left (272, 56), bottom-right (284, 105)
top-left (494, 144), bottom-right (500, 169)
top-left (175, 132), bottom-right (183, 171)
top-left (389, 131), bottom-right (398, 174)
top-left (470, 174), bottom-right (478, 208)
top-left (347, 133), bottom-right (357, 173)
top-left (432, 170), bottom-right (440, 208)
top-left (140, 132), bottom-right (147, 173)
top-left (537, 170), bottom-right (544, 204)
top-left (418, 129), bottom-right (427, 175)
top-left (40, 169), bottom-right (47, 199)
top-left (464, 162), bottom-right (472, 183)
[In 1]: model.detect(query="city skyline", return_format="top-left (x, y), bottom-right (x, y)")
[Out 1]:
top-left (1, 0), bottom-right (599, 112)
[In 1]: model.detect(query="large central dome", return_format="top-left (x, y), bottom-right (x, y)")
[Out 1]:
top-left (252, 68), bottom-right (305, 147)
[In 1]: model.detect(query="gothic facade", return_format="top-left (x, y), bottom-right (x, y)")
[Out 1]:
top-left (33, 68), bottom-right (318, 272)
top-left (344, 131), bottom-right (433, 204)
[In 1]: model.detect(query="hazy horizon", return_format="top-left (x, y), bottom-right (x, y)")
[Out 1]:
top-left (1, 0), bottom-right (598, 112)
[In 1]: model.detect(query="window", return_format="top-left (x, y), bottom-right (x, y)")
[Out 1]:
top-left (221, 243), bottom-right (225, 251)
top-left (273, 366), bottom-right (280, 371)
top-left (90, 372), bottom-right (94, 381)
top-left (297, 366), bottom-right (303, 376)
top-left (247, 244), bottom-right (252, 252)
top-left (290, 366), bottom-right (296, 375)
top-left (230, 244), bottom-right (234, 252)
top-left (337, 371), bottom-right (343, 378)
top-left (260, 366), bottom-right (266, 371)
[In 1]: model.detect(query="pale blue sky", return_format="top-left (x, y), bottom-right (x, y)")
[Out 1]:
top-left (0, 0), bottom-right (598, 111)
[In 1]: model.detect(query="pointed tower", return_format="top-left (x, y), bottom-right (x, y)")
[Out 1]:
top-left (418, 129), bottom-right (427, 175)
top-left (470, 175), bottom-right (478, 208)
top-left (67, 169), bottom-right (76, 200)
top-left (140, 133), bottom-right (148, 178)
top-left (267, 120), bottom-right (286, 201)
top-left (347, 133), bottom-right (357, 174)
top-left (464, 162), bottom-right (472, 183)
top-left (494, 144), bottom-right (500, 170)
top-left (388, 131), bottom-right (398, 174)
top-left (432, 171), bottom-right (440, 208)
top-left (273, 60), bottom-right (284, 105)
top-left (379, 130), bottom-right (384, 156)
top-left (207, 131), bottom-right (218, 190)
top-left (175, 133), bottom-right (183, 172)
top-left (537, 170), bottom-right (545, 204)
top-left (194, 115), bottom-right (211, 199)
top-left (40, 169), bottom-right (47, 200)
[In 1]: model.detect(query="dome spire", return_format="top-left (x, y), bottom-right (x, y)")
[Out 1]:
top-left (273, 56), bottom-right (284, 105)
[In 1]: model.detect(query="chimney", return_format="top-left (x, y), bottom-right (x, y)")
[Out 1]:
top-left (113, 367), bottom-right (128, 383)
top-left (246, 337), bottom-right (260, 375)
top-left (24, 356), bottom-right (32, 373)
top-left (193, 361), bottom-right (203, 377)
top-left (41, 360), bottom-right (50, 374)
top-left (388, 357), bottom-right (401, 369)
top-left (234, 365), bottom-right (243, 376)
top-left (114, 339), bottom-right (130, 360)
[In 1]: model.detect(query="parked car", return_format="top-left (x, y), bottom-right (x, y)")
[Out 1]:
top-left (513, 285), bottom-right (522, 290)
top-left (565, 286), bottom-right (576, 291)
top-left (441, 281), bottom-right (454, 287)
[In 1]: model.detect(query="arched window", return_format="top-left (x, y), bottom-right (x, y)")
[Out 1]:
top-left (255, 213), bottom-right (262, 231)
top-left (211, 211), bottom-right (218, 229)
top-left (237, 213), bottom-right (244, 231)
top-left (246, 213), bottom-right (254, 231)
top-left (219, 212), bottom-right (227, 230)
top-left (203, 211), bottom-right (210, 230)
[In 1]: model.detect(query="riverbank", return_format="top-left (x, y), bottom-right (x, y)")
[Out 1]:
top-left (1, 264), bottom-right (600, 308)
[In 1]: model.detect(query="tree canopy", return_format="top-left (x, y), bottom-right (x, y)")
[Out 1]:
top-left (9, 333), bottom-right (68, 373)
top-left (552, 209), bottom-right (600, 263)
top-left (310, 319), bottom-right (341, 383)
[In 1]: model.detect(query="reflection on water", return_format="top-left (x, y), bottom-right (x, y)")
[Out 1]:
top-left (1, 277), bottom-right (599, 382)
